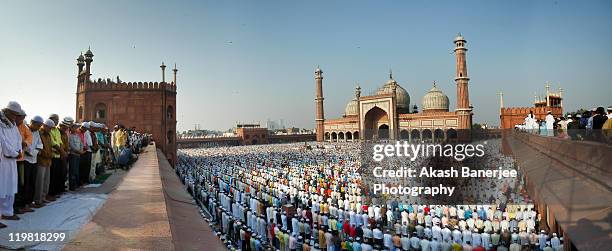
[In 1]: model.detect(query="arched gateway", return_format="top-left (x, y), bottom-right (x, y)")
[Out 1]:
top-left (363, 106), bottom-right (389, 140)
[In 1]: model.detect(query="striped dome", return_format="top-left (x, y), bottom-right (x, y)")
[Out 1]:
top-left (422, 83), bottom-right (449, 111)
top-left (376, 78), bottom-right (411, 113)
top-left (344, 99), bottom-right (358, 116)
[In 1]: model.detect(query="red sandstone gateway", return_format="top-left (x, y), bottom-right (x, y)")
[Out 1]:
top-left (74, 49), bottom-right (177, 165)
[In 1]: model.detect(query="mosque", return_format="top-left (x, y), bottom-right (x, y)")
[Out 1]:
top-left (315, 34), bottom-right (473, 142)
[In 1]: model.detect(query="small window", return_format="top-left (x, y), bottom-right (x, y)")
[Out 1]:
top-left (94, 103), bottom-right (107, 119)
top-left (167, 105), bottom-right (174, 119)
top-left (167, 130), bottom-right (174, 143)
top-left (78, 106), bottom-right (84, 120)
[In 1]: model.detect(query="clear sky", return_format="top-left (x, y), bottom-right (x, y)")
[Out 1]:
top-left (1, 0), bottom-right (610, 131)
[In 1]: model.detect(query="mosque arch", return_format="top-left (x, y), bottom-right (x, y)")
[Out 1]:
top-left (78, 106), bottom-right (84, 120)
top-left (167, 105), bottom-right (174, 119)
top-left (346, 131), bottom-right (353, 141)
top-left (422, 129), bottom-right (432, 141)
top-left (363, 106), bottom-right (389, 140)
top-left (410, 129), bottom-right (421, 142)
top-left (353, 131), bottom-right (359, 141)
top-left (378, 124), bottom-right (389, 139)
top-left (251, 135), bottom-right (260, 145)
top-left (94, 103), bottom-right (107, 120)
top-left (447, 128), bottom-right (457, 140)
top-left (331, 132), bottom-right (338, 142)
top-left (325, 132), bottom-right (331, 141)
top-left (400, 129), bottom-right (410, 140)
top-left (167, 130), bottom-right (174, 144)
top-left (434, 129), bottom-right (445, 142)
top-left (338, 132), bottom-right (345, 142)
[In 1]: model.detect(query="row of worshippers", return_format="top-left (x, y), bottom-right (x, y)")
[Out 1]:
top-left (557, 106), bottom-right (612, 142)
top-left (175, 143), bottom-right (564, 251)
top-left (522, 106), bottom-right (611, 142)
top-left (0, 101), bottom-right (145, 229)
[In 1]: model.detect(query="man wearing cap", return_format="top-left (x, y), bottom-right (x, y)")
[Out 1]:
top-left (89, 122), bottom-right (101, 181)
top-left (592, 107), bottom-right (608, 129)
top-left (47, 114), bottom-right (65, 199)
top-left (14, 107), bottom-right (31, 215)
top-left (545, 111), bottom-right (555, 137)
top-left (79, 122), bottom-right (93, 185)
top-left (21, 116), bottom-right (45, 213)
top-left (57, 117), bottom-right (72, 194)
top-left (93, 122), bottom-right (107, 175)
top-left (0, 102), bottom-right (25, 223)
top-left (34, 119), bottom-right (55, 207)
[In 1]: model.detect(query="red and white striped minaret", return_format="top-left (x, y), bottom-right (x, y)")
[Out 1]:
top-left (454, 33), bottom-right (473, 132)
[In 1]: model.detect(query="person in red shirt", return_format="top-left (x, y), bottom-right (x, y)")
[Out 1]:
top-left (473, 245), bottom-right (485, 251)
top-left (349, 224), bottom-right (357, 238)
top-left (343, 219), bottom-right (350, 235)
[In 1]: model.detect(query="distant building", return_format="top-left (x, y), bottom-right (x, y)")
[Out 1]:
top-left (74, 48), bottom-right (177, 165)
top-left (235, 123), bottom-right (268, 145)
top-left (315, 34), bottom-right (473, 142)
top-left (499, 84), bottom-right (563, 129)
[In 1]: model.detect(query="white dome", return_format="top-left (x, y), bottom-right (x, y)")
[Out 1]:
top-left (422, 83), bottom-right (449, 112)
top-left (344, 99), bottom-right (358, 116)
top-left (376, 78), bottom-right (411, 113)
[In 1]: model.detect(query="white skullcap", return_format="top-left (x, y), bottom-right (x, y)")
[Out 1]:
top-left (43, 119), bottom-right (56, 127)
top-left (31, 115), bottom-right (44, 124)
top-left (82, 122), bottom-right (90, 128)
top-left (5, 101), bottom-right (25, 115)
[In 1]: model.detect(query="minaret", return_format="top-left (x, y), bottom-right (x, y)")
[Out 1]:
top-left (161, 62), bottom-right (167, 82)
top-left (76, 53), bottom-right (85, 86)
top-left (173, 63), bottom-right (178, 85)
top-left (84, 47), bottom-right (94, 81)
top-left (454, 33), bottom-right (472, 132)
top-left (315, 66), bottom-right (325, 142)
top-left (558, 87), bottom-right (563, 107)
top-left (390, 76), bottom-right (398, 140)
top-left (498, 91), bottom-right (504, 108)
top-left (77, 53), bottom-right (85, 75)
top-left (355, 84), bottom-right (361, 140)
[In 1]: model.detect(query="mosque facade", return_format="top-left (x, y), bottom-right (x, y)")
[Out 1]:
top-left (74, 48), bottom-right (177, 165)
top-left (315, 34), bottom-right (473, 142)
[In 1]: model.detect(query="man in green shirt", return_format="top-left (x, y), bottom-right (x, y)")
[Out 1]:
top-left (47, 114), bottom-right (66, 200)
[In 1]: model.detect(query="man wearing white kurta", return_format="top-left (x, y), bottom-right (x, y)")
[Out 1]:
top-left (0, 102), bottom-right (25, 222)
top-left (545, 111), bottom-right (555, 136)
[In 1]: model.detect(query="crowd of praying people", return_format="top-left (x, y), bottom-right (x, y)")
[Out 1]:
top-left (176, 139), bottom-right (565, 251)
top-left (0, 101), bottom-right (150, 229)
top-left (519, 106), bottom-right (612, 143)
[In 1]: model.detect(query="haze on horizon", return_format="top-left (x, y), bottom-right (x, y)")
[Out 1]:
top-left (1, 0), bottom-right (610, 132)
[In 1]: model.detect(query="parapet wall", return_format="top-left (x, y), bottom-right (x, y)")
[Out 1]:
top-left (78, 80), bottom-right (177, 92)
top-left (500, 106), bottom-right (562, 116)
top-left (513, 132), bottom-right (611, 180)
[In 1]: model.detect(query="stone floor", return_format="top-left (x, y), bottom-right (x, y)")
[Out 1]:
top-left (64, 146), bottom-right (173, 250)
